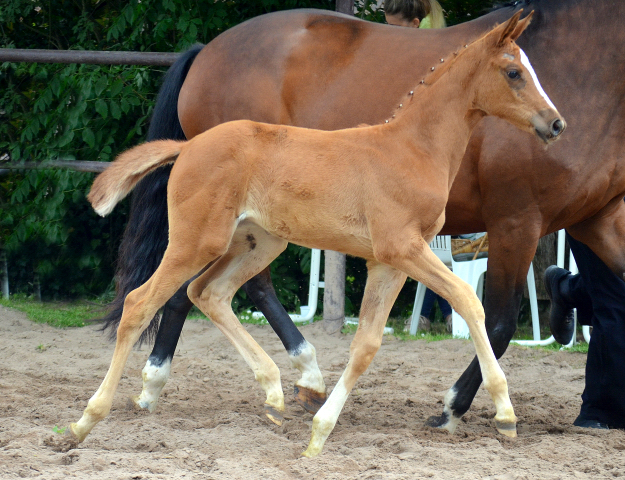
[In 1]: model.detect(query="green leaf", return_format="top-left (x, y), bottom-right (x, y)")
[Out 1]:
top-left (95, 99), bottom-right (108, 119)
top-left (82, 128), bottom-right (95, 148)
top-left (94, 76), bottom-right (108, 97)
top-left (110, 79), bottom-right (123, 97)
top-left (58, 130), bottom-right (75, 148)
top-left (50, 77), bottom-right (61, 97)
top-left (109, 101), bottom-right (121, 120)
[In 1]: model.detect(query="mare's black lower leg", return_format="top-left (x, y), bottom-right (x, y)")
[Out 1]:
top-left (133, 280), bottom-right (194, 411)
top-left (242, 267), bottom-right (327, 412)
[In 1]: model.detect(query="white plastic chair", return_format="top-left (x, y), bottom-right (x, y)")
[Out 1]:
top-left (409, 235), bottom-right (540, 340)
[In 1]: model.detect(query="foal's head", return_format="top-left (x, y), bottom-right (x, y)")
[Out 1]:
top-left (470, 11), bottom-right (566, 144)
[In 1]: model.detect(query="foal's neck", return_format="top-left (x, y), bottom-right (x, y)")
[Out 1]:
top-left (385, 41), bottom-right (487, 171)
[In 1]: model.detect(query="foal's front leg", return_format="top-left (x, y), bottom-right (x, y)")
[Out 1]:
top-left (303, 261), bottom-right (407, 457)
top-left (391, 242), bottom-right (517, 438)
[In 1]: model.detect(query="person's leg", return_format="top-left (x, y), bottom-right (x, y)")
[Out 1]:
top-left (417, 287), bottom-right (437, 331)
top-left (420, 288), bottom-right (436, 318)
top-left (436, 294), bottom-right (453, 332)
top-left (567, 234), bottom-right (625, 429)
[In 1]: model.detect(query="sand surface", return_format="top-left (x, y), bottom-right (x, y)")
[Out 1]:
top-left (1, 304), bottom-right (623, 479)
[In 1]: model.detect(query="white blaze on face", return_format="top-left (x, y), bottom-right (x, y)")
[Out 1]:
top-left (520, 48), bottom-right (557, 111)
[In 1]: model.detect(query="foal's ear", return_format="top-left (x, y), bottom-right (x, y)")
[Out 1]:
top-left (509, 10), bottom-right (534, 42)
top-left (496, 10), bottom-right (524, 47)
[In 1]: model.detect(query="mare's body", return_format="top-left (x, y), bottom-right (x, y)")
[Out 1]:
top-left (109, 0), bottom-right (625, 430)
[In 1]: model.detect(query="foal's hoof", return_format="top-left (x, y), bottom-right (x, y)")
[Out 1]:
top-left (495, 420), bottom-right (517, 438)
top-left (424, 412), bottom-right (460, 434)
top-left (264, 404), bottom-right (284, 426)
top-left (43, 428), bottom-right (79, 453)
top-left (294, 385), bottom-right (327, 414)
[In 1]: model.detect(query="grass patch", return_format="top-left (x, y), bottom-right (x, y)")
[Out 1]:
top-left (0, 296), bottom-right (104, 328)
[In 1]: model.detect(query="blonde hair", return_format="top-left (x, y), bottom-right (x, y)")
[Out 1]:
top-left (384, 0), bottom-right (446, 28)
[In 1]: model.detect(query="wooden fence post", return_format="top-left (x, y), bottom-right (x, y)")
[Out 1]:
top-left (1, 250), bottom-right (9, 299)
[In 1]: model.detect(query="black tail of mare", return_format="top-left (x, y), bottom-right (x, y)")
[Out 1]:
top-left (99, 44), bottom-right (204, 342)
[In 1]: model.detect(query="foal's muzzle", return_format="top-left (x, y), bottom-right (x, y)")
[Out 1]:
top-left (532, 110), bottom-right (567, 144)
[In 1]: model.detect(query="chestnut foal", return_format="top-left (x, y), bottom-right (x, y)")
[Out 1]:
top-left (75, 12), bottom-right (564, 457)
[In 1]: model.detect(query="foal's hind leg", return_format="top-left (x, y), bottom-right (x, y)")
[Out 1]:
top-left (303, 261), bottom-right (407, 457)
top-left (187, 223), bottom-right (290, 425)
top-left (388, 241), bottom-right (517, 438)
top-left (69, 250), bottom-right (212, 443)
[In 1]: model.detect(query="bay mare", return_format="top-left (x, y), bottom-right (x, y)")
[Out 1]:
top-left (104, 0), bottom-right (625, 434)
top-left (76, 13), bottom-right (564, 456)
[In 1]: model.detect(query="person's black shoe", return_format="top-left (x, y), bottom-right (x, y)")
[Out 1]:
top-left (544, 265), bottom-right (576, 345)
top-left (573, 416), bottom-right (609, 429)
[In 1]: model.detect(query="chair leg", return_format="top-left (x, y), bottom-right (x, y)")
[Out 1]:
top-left (410, 282), bottom-right (427, 335)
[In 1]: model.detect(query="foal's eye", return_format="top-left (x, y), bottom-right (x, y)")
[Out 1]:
top-left (507, 70), bottom-right (520, 80)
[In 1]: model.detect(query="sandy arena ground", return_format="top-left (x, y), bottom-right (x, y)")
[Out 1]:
top-left (0, 304), bottom-right (624, 479)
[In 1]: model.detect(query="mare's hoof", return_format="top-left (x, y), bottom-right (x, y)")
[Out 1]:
top-left (495, 419), bottom-right (517, 438)
top-left (425, 411), bottom-right (460, 433)
top-left (425, 414), bottom-right (447, 428)
top-left (264, 404), bottom-right (284, 426)
top-left (294, 385), bottom-right (327, 414)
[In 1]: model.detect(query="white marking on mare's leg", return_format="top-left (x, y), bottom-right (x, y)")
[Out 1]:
top-left (290, 341), bottom-right (326, 394)
top-left (133, 358), bottom-right (172, 412)
top-left (440, 386), bottom-right (462, 434)
top-left (520, 49), bottom-right (557, 110)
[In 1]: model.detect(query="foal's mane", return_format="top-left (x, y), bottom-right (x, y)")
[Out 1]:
top-left (383, 25), bottom-right (495, 125)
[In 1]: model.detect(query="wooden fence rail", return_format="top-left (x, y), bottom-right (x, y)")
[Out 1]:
top-left (0, 48), bottom-right (179, 66)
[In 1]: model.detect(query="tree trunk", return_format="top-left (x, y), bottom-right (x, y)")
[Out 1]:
top-left (335, 0), bottom-right (354, 15)
top-left (0, 250), bottom-right (9, 299)
top-left (323, 251), bottom-right (346, 334)
top-left (526, 233), bottom-right (558, 301)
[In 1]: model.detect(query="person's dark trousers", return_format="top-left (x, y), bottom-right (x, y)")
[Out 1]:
top-left (421, 288), bottom-right (452, 318)
top-left (566, 232), bottom-right (625, 428)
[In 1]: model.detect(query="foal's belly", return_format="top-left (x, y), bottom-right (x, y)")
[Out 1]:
top-left (241, 208), bottom-right (375, 260)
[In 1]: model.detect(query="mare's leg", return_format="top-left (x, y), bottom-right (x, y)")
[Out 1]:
top-left (133, 280), bottom-right (193, 412)
top-left (427, 223), bottom-right (538, 432)
top-left (187, 223), bottom-right (290, 425)
top-left (241, 268), bottom-right (326, 413)
top-left (303, 261), bottom-right (407, 457)
top-left (70, 248), bottom-right (213, 443)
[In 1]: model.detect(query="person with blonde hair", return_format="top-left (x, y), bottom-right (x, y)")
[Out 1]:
top-left (384, 0), bottom-right (446, 29)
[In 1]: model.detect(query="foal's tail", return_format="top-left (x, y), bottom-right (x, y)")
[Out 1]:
top-left (99, 44), bottom-right (202, 342)
top-left (88, 140), bottom-right (185, 217)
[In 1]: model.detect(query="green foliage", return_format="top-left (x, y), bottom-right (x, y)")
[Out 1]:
top-left (0, 0), bottom-right (332, 300)
top-left (439, 0), bottom-right (497, 26)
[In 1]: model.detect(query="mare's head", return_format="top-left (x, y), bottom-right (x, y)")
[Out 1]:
top-left (470, 11), bottom-right (566, 144)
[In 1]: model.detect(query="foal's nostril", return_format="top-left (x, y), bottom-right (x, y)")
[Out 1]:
top-left (550, 119), bottom-right (564, 137)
